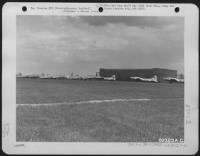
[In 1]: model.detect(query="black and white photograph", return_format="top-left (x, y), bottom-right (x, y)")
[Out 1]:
top-left (16, 15), bottom-right (185, 142)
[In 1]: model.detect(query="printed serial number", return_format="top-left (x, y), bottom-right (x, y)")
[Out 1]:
top-left (159, 138), bottom-right (184, 143)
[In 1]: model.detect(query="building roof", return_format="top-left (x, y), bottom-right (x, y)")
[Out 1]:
top-left (100, 68), bottom-right (177, 72)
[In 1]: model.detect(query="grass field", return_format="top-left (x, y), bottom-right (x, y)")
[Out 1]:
top-left (16, 78), bottom-right (184, 142)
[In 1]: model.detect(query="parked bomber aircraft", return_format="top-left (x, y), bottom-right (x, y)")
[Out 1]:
top-left (83, 75), bottom-right (104, 80)
top-left (130, 75), bottom-right (158, 83)
top-left (163, 77), bottom-right (184, 83)
top-left (103, 75), bottom-right (116, 81)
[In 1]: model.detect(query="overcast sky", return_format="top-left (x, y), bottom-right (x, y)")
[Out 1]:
top-left (17, 16), bottom-right (184, 76)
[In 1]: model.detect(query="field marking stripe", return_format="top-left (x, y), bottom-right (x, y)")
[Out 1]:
top-left (16, 98), bottom-right (151, 106)
top-left (16, 97), bottom-right (184, 107)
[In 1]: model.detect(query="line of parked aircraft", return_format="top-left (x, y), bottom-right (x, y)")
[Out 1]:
top-left (17, 74), bottom-right (184, 83)
top-left (130, 75), bottom-right (184, 83)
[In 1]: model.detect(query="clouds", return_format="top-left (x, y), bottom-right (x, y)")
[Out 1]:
top-left (16, 15), bottom-right (184, 75)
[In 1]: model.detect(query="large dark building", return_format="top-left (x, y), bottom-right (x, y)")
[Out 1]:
top-left (99, 68), bottom-right (177, 82)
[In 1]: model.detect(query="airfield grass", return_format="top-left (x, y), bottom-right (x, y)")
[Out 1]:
top-left (16, 79), bottom-right (184, 142)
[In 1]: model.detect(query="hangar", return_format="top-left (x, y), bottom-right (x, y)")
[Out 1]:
top-left (99, 68), bottom-right (177, 82)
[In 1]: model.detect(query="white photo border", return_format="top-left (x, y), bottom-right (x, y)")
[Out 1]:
top-left (2, 2), bottom-right (199, 154)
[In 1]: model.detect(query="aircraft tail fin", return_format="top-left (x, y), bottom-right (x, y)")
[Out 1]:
top-left (112, 75), bottom-right (116, 80)
top-left (152, 75), bottom-right (158, 82)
